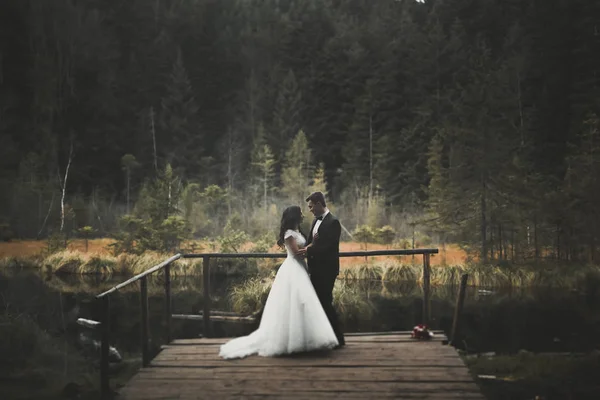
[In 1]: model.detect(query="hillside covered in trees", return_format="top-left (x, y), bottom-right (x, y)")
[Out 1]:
top-left (0, 0), bottom-right (599, 263)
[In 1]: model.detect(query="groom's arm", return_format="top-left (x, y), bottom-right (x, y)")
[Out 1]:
top-left (306, 219), bottom-right (341, 256)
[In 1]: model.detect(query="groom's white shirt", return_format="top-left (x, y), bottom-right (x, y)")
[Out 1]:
top-left (312, 208), bottom-right (330, 238)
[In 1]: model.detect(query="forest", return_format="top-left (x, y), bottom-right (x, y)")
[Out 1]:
top-left (1, 0), bottom-right (599, 263)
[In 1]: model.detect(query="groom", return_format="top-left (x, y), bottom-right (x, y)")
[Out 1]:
top-left (297, 192), bottom-right (345, 348)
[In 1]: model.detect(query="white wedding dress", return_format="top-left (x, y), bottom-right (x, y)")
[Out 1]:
top-left (219, 229), bottom-right (339, 359)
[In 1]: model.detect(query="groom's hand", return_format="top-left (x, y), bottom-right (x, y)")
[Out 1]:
top-left (296, 247), bottom-right (307, 256)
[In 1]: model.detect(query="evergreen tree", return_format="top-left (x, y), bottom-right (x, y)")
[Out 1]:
top-left (160, 49), bottom-right (202, 180)
top-left (564, 113), bottom-right (600, 261)
top-left (271, 69), bottom-right (303, 162)
top-left (281, 130), bottom-right (312, 204)
top-left (121, 154), bottom-right (140, 215)
top-left (310, 162), bottom-right (328, 197)
top-left (250, 124), bottom-right (276, 214)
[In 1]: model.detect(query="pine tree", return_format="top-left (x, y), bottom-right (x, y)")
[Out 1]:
top-left (160, 49), bottom-right (202, 180)
top-left (217, 126), bottom-right (247, 216)
top-left (250, 124), bottom-right (276, 214)
top-left (121, 154), bottom-right (140, 215)
top-left (564, 113), bottom-right (600, 261)
top-left (271, 69), bottom-right (303, 162)
top-left (281, 130), bottom-right (312, 204)
top-left (310, 162), bottom-right (328, 196)
top-left (341, 83), bottom-right (380, 195)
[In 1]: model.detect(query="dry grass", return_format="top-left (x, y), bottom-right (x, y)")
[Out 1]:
top-left (338, 262), bottom-right (600, 290)
top-left (3, 241), bottom-right (598, 294)
top-left (0, 238), bottom-right (469, 269)
top-left (228, 275), bottom-right (373, 323)
top-left (6, 239), bottom-right (598, 290)
top-left (41, 273), bottom-right (203, 295)
top-left (229, 275), bottom-right (274, 315)
top-left (0, 238), bottom-right (116, 257)
top-left (338, 242), bottom-right (466, 268)
top-left (36, 250), bottom-right (201, 277)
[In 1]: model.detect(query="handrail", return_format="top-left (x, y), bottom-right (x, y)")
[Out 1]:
top-left (97, 250), bottom-right (439, 299)
top-left (96, 247), bottom-right (437, 399)
top-left (96, 253), bottom-right (182, 298)
top-left (181, 248), bottom-right (439, 259)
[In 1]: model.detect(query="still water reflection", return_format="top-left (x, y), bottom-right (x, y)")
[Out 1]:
top-left (3, 267), bottom-right (599, 357)
top-left (1, 266), bottom-right (599, 399)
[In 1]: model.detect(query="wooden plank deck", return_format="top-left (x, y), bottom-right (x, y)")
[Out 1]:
top-left (119, 333), bottom-right (485, 399)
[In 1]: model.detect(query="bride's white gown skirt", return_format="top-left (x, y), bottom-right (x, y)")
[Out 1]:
top-left (219, 255), bottom-right (338, 359)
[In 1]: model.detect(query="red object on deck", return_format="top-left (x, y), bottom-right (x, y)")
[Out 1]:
top-left (411, 324), bottom-right (434, 340)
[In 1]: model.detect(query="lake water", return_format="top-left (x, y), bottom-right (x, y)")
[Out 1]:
top-left (1, 267), bottom-right (600, 399)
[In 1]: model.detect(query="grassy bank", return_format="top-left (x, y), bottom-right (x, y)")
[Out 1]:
top-left (343, 262), bottom-right (600, 289)
top-left (3, 250), bottom-right (600, 293)
top-left (0, 251), bottom-right (202, 277)
top-left (3, 239), bottom-right (599, 293)
top-left (0, 238), bottom-right (468, 266)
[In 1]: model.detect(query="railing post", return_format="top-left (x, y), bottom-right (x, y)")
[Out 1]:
top-left (140, 276), bottom-right (150, 367)
top-left (422, 253), bottom-right (431, 325)
top-left (100, 295), bottom-right (110, 399)
top-left (450, 273), bottom-right (469, 345)
top-left (164, 262), bottom-right (172, 343)
top-left (203, 256), bottom-right (211, 338)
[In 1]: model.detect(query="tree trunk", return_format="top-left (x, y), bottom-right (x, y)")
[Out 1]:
top-left (590, 232), bottom-right (595, 263)
top-left (511, 227), bottom-right (515, 262)
top-left (249, 69), bottom-right (257, 137)
top-left (37, 193), bottom-right (55, 239)
top-left (150, 107), bottom-right (158, 172)
top-left (412, 223), bottom-right (416, 263)
top-left (517, 69), bottom-right (525, 147)
top-left (227, 129), bottom-right (233, 217)
top-left (60, 141), bottom-right (73, 232)
top-left (91, 188), bottom-right (105, 233)
top-left (490, 220), bottom-right (495, 261)
top-left (441, 234), bottom-right (447, 266)
top-left (368, 112), bottom-right (373, 208)
top-left (568, 227), bottom-right (573, 261)
top-left (126, 168), bottom-right (130, 214)
top-left (167, 179), bottom-right (172, 218)
top-left (498, 224), bottom-right (506, 260)
top-left (534, 216), bottom-right (539, 262)
top-left (556, 223), bottom-right (561, 260)
top-left (481, 178), bottom-right (488, 263)
top-left (263, 168), bottom-right (268, 217)
top-left (38, 192), bottom-right (42, 233)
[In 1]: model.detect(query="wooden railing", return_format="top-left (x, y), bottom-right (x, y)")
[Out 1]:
top-left (95, 248), bottom-right (438, 398)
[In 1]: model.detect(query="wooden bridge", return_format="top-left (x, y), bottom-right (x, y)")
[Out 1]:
top-left (119, 332), bottom-right (483, 399)
top-left (95, 249), bottom-right (483, 399)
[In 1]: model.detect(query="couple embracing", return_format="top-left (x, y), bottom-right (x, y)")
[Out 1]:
top-left (219, 192), bottom-right (345, 359)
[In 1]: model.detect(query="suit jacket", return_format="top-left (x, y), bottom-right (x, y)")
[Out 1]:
top-left (306, 212), bottom-right (341, 277)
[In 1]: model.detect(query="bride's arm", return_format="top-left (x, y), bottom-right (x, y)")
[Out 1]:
top-left (286, 237), bottom-right (309, 271)
top-left (287, 236), bottom-right (305, 257)
top-left (285, 236), bottom-right (301, 254)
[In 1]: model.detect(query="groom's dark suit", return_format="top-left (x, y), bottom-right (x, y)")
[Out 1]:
top-left (307, 212), bottom-right (345, 346)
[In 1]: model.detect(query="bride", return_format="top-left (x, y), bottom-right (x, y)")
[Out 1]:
top-left (219, 205), bottom-right (339, 359)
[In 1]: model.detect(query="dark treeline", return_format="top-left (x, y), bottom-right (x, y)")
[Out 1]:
top-left (0, 0), bottom-right (599, 263)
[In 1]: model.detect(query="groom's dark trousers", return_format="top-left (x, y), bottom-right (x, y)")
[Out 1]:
top-left (310, 271), bottom-right (344, 345)
top-left (307, 213), bottom-right (345, 346)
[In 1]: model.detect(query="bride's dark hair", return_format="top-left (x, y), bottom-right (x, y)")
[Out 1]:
top-left (277, 205), bottom-right (305, 248)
